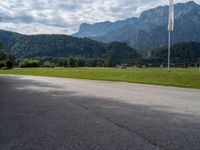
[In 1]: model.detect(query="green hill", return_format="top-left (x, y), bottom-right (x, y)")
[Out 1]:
top-left (0, 30), bottom-right (138, 64)
top-left (0, 30), bottom-right (199, 66)
top-left (148, 42), bottom-right (200, 64)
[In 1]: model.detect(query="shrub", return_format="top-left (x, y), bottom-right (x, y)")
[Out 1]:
top-left (43, 61), bottom-right (55, 68)
top-left (6, 60), bottom-right (13, 69)
top-left (75, 58), bottom-right (85, 67)
top-left (104, 57), bottom-right (114, 67)
top-left (19, 59), bottom-right (40, 68)
top-left (68, 57), bottom-right (76, 67)
top-left (0, 49), bottom-right (7, 61)
top-left (63, 58), bottom-right (68, 67)
top-left (85, 58), bottom-right (97, 67)
top-left (56, 59), bottom-right (64, 67)
top-left (0, 61), bottom-right (5, 69)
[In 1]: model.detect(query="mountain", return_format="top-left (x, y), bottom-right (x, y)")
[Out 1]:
top-left (0, 30), bottom-right (138, 64)
top-left (147, 41), bottom-right (200, 64)
top-left (0, 30), bottom-right (21, 52)
top-left (0, 30), bottom-right (199, 65)
top-left (0, 49), bottom-right (7, 61)
top-left (74, 1), bottom-right (200, 52)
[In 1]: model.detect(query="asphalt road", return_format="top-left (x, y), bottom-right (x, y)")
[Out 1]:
top-left (0, 75), bottom-right (200, 150)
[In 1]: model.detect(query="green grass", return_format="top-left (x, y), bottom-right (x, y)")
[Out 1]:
top-left (0, 67), bottom-right (199, 89)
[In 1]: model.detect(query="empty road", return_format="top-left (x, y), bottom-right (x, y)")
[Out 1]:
top-left (0, 75), bottom-right (200, 150)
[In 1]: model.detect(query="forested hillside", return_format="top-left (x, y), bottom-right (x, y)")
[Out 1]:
top-left (0, 41), bottom-right (13, 68)
top-left (0, 30), bottom-right (20, 51)
top-left (0, 41), bottom-right (8, 61)
top-left (0, 49), bottom-right (7, 61)
top-left (0, 30), bottom-right (138, 64)
top-left (146, 42), bottom-right (200, 64)
top-left (0, 29), bottom-right (199, 67)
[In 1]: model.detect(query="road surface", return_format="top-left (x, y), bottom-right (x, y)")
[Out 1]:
top-left (0, 75), bottom-right (200, 150)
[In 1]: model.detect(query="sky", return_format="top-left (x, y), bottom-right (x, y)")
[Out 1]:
top-left (0, 0), bottom-right (199, 35)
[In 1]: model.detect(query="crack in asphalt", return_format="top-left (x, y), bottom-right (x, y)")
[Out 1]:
top-left (69, 99), bottom-right (167, 150)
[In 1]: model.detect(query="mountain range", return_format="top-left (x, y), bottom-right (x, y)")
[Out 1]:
top-left (0, 29), bottom-right (199, 65)
top-left (74, 1), bottom-right (200, 52)
top-left (0, 1), bottom-right (199, 65)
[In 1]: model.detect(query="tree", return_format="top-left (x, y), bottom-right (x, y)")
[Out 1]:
top-left (19, 59), bottom-right (40, 68)
top-left (75, 58), bottom-right (85, 67)
top-left (85, 58), bottom-right (97, 67)
top-left (97, 58), bottom-right (104, 67)
top-left (0, 42), bottom-right (7, 61)
top-left (0, 50), bottom-right (7, 61)
top-left (68, 57), bottom-right (76, 67)
top-left (0, 41), bottom-right (4, 50)
top-left (149, 42), bottom-right (200, 64)
top-left (43, 61), bottom-right (55, 68)
top-left (63, 58), bottom-right (68, 67)
top-left (104, 57), bottom-right (114, 67)
top-left (56, 58), bottom-right (64, 67)
top-left (0, 42), bottom-right (14, 69)
top-left (0, 61), bottom-right (5, 69)
top-left (6, 60), bottom-right (13, 69)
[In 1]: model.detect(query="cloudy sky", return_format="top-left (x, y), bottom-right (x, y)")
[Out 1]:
top-left (0, 0), bottom-right (199, 35)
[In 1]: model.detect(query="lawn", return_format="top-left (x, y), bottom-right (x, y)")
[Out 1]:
top-left (0, 67), bottom-right (199, 89)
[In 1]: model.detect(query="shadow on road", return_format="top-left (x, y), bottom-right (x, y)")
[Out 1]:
top-left (1, 76), bottom-right (200, 150)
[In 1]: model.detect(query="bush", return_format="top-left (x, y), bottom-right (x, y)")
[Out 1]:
top-left (43, 61), bottom-right (55, 68)
top-left (6, 60), bottom-right (13, 69)
top-left (75, 58), bottom-right (85, 67)
top-left (68, 57), bottom-right (76, 67)
top-left (19, 59), bottom-right (40, 68)
top-left (104, 57), bottom-right (114, 67)
top-left (63, 58), bottom-right (68, 67)
top-left (85, 58), bottom-right (97, 67)
top-left (0, 61), bottom-right (5, 69)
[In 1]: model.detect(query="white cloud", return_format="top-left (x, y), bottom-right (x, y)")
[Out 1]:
top-left (0, 22), bottom-right (70, 34)
top-left (0, 0), bottom-right (199, 35)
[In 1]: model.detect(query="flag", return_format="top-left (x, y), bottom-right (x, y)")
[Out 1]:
top-left (168, 0), bottom-right (174, 31)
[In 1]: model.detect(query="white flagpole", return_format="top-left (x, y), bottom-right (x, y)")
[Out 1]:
top-left (168, 0), bottom-right (174, 72)
top-left (168, 31), bottom-right (171, 72)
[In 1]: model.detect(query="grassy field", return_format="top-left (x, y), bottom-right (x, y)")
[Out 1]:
top-left (0, 67), bottom-right (199, 89)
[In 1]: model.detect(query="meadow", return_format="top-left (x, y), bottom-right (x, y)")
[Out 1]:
top-left (0, 67), bottom-right (199, 89)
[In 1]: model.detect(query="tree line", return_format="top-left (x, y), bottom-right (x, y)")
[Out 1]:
top-left (143, 41), bottom-right (200, 65)
top-left (0, 40), bottom-right (200, 69)
top-left (0, 42), bottom-right (14, 69)
top-left (17, 57), bottom-right (114, 68)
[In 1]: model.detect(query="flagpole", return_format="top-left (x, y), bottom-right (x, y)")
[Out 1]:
top-left (168, 31), bottom-right (171, 72)
top-left (168, 0), bottom-right (174, 72)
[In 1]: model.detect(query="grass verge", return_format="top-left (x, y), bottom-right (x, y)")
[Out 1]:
top-left (0, 67), bottom-right (199, 89)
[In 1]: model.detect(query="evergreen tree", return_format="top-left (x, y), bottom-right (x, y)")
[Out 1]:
top-left (68, 57), bottom-right (76, 67)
